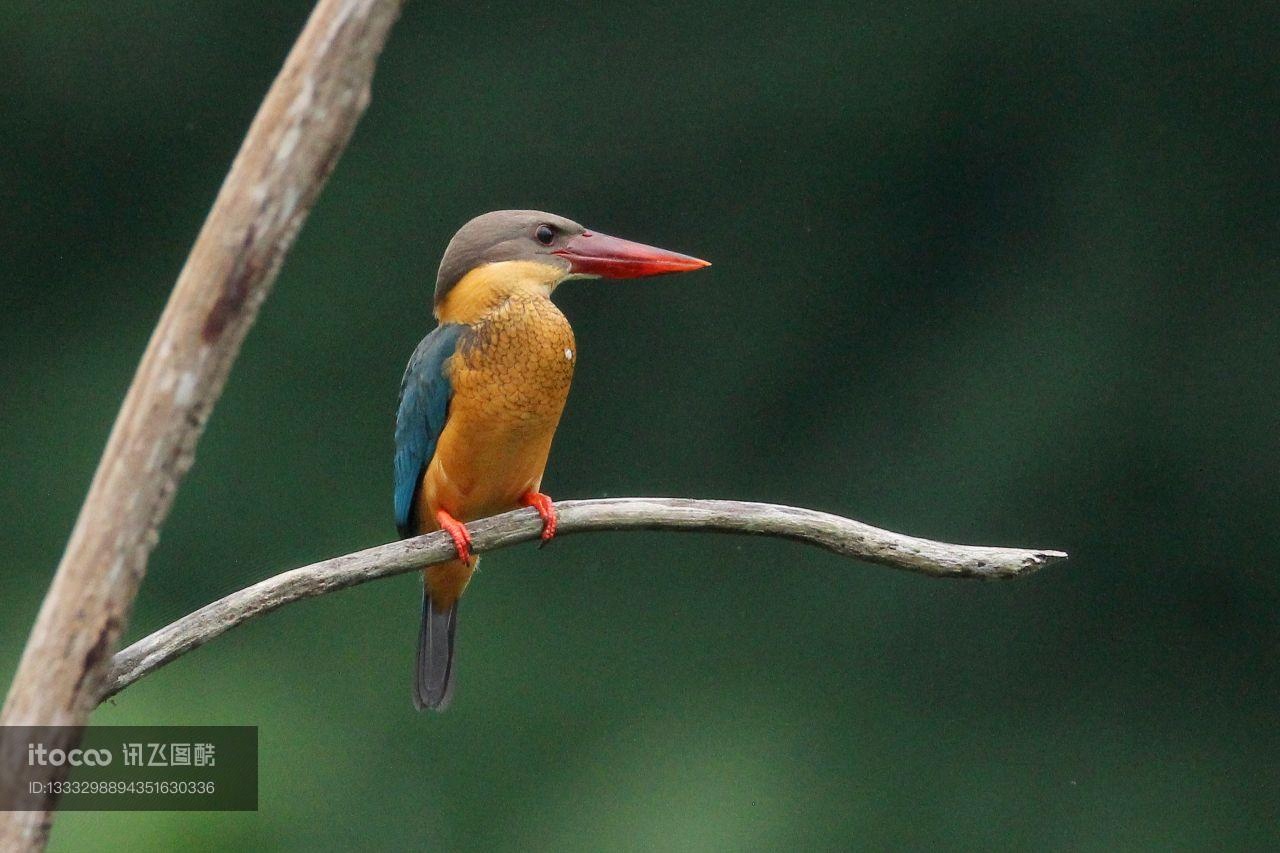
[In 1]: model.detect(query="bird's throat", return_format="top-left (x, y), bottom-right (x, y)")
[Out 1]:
top-left (435, 260), bottom-right (564, 325)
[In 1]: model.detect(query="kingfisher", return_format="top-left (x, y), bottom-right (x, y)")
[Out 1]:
top-left (394, 210), bottom-right (709, 710)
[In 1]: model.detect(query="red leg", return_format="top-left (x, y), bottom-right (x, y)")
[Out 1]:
top-left (521, 491), bottom-right (557, 546)
top-left (435, 509), bottom-right (474, 564)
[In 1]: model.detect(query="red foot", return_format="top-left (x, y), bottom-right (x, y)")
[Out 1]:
top-left (435, 509), bottom-right (474, 564)
top-left (521, 491), bottom-right (557, 547)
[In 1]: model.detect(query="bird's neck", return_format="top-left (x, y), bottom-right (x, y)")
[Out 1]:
top-left (435, 261), bottom-right (563, 325)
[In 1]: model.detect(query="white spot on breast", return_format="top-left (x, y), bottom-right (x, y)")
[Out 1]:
top-left (564, 348), bottom-right (574, 361)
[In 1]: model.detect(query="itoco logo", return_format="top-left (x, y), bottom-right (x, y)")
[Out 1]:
top-left (26, 743), bottom-right (113, 767)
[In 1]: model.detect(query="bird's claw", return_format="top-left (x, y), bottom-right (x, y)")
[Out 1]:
top-left (435, 509), bottom-right (474, 564)
top-left (521, 491), bottom-right (557, 547)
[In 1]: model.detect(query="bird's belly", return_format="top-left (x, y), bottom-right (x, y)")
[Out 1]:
top-left (427, 417), bottom-right (558, 520)
top-left (418, 295), bottom-right (576, 526)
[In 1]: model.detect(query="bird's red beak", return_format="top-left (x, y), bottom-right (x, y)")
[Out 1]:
top-left (552, 230), bottom-right (710, 279)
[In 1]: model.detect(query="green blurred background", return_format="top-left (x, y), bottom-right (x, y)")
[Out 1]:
top-left (3, 1), bottom-right (1277, 849)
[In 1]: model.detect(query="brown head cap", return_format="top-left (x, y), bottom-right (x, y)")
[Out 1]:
top-left (434, 210), bottom-right (585, 307)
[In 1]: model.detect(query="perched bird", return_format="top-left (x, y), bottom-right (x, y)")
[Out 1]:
top-left (395, 210), bottom-right (709, 710)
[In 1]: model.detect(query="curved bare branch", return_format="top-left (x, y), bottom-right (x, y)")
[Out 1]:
top-left (104, 497), bottom-right (1067, 700)
top-left (0, 2), bottom-right (405, 846)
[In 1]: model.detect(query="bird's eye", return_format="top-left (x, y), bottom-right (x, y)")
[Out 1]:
top-left (535, 224), bottom-right (555, 245)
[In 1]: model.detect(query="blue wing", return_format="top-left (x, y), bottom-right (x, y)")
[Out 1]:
top-left (394, 324), bottom-right (465, 537)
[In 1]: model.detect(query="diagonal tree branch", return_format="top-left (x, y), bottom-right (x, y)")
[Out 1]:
top-left (0, 1), bottom-right (404, 848)
top-left (103, 497), bottom-right (1067, 701)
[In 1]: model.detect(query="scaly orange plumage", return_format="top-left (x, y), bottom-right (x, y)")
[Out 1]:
top-left (413, 261), bottom-right (576, 608)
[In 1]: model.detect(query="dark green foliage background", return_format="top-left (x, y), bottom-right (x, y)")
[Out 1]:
top-left (2, 1), bottom-right (1276, 849)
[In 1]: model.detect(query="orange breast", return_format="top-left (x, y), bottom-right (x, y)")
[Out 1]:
top-left (414, 291), bottom-right (576, 530)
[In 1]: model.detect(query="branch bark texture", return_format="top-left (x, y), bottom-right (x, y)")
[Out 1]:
top-left (104, 498), bottom-right (1067, 700)
top-left (0, 1), bottom-right (404, 848)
